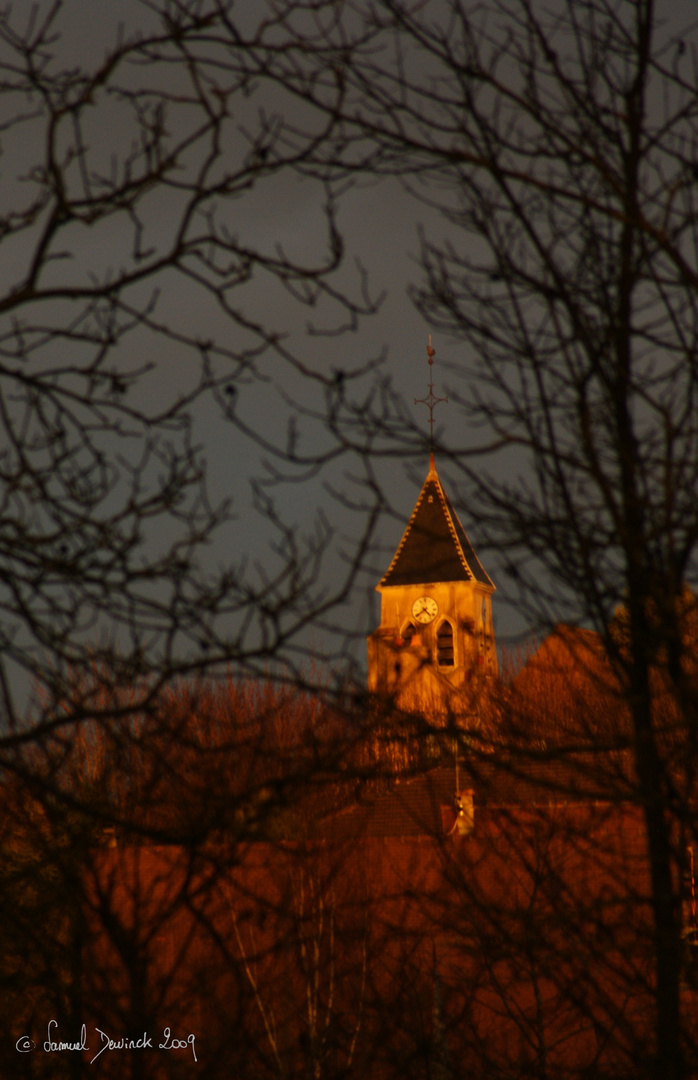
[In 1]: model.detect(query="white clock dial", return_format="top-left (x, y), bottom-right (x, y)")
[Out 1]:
top-left (412, 596), bottom-right (438, 624)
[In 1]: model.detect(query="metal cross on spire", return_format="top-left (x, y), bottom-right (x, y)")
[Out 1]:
top-left (414, 336), bottom-right (448, 448)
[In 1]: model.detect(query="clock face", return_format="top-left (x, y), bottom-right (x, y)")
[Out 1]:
top-left (412, 596), bottom-right (438, 624)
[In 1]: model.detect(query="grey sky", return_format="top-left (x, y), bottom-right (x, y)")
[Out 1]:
top-left (3, 0), bottom-right (695, 686)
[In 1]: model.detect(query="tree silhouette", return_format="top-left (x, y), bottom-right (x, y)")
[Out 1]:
top-left (258, 1), bottom-right (698, 1076)
top-left (7, 3), bottom-right (698, 1078)
top-left (0, 0), bottom-right (382, 756)
top-left (0, 4), bottom-right (382, 1068)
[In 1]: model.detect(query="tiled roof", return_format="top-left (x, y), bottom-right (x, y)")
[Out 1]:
top-left (324, 756), bottom-right (626, 839)
top-left (379, 459), bottom-right (493, 589)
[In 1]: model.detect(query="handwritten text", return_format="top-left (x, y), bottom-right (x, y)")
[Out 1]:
top-left (15, 1021), bottom-right (198, 1065)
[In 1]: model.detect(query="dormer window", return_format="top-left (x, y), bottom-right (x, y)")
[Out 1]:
top-left (436, 620), bottom-right (455, 666)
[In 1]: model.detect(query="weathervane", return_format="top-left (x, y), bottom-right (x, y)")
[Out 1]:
top-left (414, 336), bottom-right (448, 447)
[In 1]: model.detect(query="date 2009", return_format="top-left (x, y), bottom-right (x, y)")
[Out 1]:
top-left (16, 1020), bottom-right (198, 1065)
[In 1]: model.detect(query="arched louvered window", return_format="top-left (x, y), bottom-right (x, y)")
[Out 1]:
top-left (402, 622), bottom-right (417, 644)
top-left (436, 620), bottom-right (454, 666)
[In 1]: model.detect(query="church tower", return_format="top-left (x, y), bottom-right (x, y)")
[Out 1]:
top-left (367, 346), bottom-right (497, 713)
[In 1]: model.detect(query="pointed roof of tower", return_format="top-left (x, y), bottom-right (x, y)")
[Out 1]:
top-left (379, 455), bottom-right (494, 590)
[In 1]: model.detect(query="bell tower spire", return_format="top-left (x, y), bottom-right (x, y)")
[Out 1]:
top-left (368, 340), bottom-right (497, 713)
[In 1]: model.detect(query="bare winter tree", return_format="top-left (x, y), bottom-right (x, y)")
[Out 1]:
top-left (9, 2), bottom-right (698, 1077)
top-left (0, 0), bottom-right (387, 757)
top-left (0, 4), bottom-right (387, 1055)
top-left (249, 1), bottom-right (698, 1077)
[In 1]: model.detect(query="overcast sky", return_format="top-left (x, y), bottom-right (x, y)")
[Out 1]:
top-left (4, 0), bottom-right (697, 683)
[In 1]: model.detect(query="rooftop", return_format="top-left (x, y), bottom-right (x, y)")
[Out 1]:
top-left (379, 457), bottom-right (493, 589)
